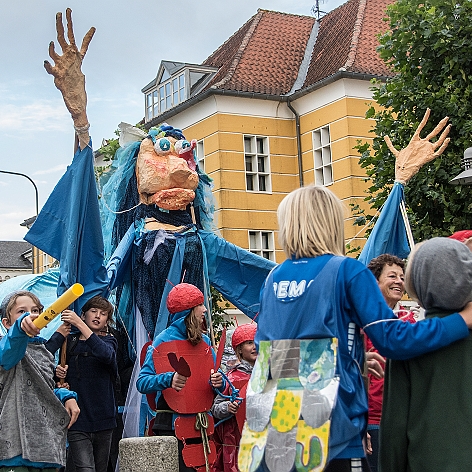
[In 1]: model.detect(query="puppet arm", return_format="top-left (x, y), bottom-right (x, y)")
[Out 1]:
top-left (384, 108), bottom-right (451, 184)
top-left (44, 8), bottom-right (95, 150)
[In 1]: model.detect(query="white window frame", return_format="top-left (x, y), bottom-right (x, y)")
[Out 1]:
top-left (313, 125), bottom-right (333, 186)
top-left (249, 231), bottom-right (275, 261)
top-left (145, 72), bottom-right (187, 120)
top-left (39, 251), bottom-right (52, 273)
top-left (196, 140), bottom-right (205, 172)
top-left (244, 136), bottom-right (271, 193)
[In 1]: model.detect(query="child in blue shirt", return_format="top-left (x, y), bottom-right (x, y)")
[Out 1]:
top-left (0, 290), bottom-right (80, 471)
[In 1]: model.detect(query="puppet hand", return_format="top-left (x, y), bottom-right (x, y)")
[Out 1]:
top-left (227, 401), bottom-right (240, 415)
top-left (210, 369), bottom-right (223, 389)
top-left (365, 351), bottom-right (385, 379)
top-left (65, 398), bottom-right (80, 428)
top-left (384, 108), bottom-right (451, 184)
top-left (44, 8), bottom-right (95, 148)
top-left (21, 314), bottom-right (41, 337)
top-left (171, 372), bottom-right (188, 391)
top-left (56, 364), bottom-right (68, 379)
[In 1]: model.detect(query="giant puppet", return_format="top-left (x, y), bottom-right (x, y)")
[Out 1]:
top-left (23, 8), bottom-right (275, 440)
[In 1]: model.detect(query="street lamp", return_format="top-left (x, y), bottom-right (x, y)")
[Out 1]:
top-left (450, 147), bottom-right (472, 185)
top-left (0, 170), bottom-right (39, 215)
top-left (0, 170), bottom-right (39, 273)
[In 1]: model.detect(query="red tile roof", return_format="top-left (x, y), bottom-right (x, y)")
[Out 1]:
top-left (203, 10), bottom-right (316, 95)
top-left (202, 0), bottom-right (393, 97)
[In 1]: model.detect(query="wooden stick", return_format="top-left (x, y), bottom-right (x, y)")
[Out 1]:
top-left (59, 338), bottom-right (67, 386)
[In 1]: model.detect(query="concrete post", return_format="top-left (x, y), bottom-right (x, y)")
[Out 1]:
top-left (119, 436), bottom-right (179, 472)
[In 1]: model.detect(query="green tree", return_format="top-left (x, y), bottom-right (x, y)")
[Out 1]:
top-left (210, 286), bottom-right (234, 342)
top-left (357, 0), bottom-right (472, 241)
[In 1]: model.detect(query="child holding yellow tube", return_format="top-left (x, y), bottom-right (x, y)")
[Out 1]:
top-left (47, 295), bottom-right (118, 472)
top-left (0, 290), bottom-right (80, 471)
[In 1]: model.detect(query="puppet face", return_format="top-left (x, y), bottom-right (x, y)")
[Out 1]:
top-left (377, 263), bottom-right (405, 308)
top-left (136, 135), bottom-right (199, 210)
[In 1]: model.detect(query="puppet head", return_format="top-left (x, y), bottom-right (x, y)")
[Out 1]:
top-left (135, 124), bottom-right (199, 210)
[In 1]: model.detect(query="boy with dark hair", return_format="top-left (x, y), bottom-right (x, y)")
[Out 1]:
top-left (48, 295), bottom-right (117, 472)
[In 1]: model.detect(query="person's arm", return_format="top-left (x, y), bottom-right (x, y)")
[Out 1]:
top-left (204, 334), bottom-right (226, 393)
top-left (45, 330), bottom-right (66, 355)
top-left (378, 359), bottom-right (410, 472)
top-left (54, 387), bottom-right (80, 428)
top-left (211, 394), bottom-right (232, 420)
top-left (61, 310), bottom-right (93, 339)
top-left (0, 313), bottom-right (36, 370)
top-left (84, 333), bottom-right (117, 365)
top-left (136, 344), bottom-right (174, 394)
top-left (347, 264), bottom-right (470, 360)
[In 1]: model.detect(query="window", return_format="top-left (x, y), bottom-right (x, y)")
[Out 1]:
top-left (196, 140), bottom-right (205, 172)
top-left (249, 231), bottom-right (275, 261)
top-left (313, 126), bottom-right (333, 186)
top-left (146, 93), bottom-right (153, 122)
top-left (38, 251), bottom-right (52, 273)
top-left (244, 136), bottom-right (270, 192)
top-left (146, 73), bottom-right (186, 120)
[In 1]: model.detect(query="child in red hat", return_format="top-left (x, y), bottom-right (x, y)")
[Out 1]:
top-left (137, 283), bottom-right (223, 471)
top-left (211, 323), bottom-right (257, 472)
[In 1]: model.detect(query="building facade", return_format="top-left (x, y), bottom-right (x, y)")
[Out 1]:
top-left (142, 0), bottom-right (393, 262)
top-left (0, 240), bottom-right (32, 283)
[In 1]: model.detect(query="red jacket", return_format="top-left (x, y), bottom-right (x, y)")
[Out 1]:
top-left (211, 363), bottom-right (252, 472)
top-left (365, 307), bottom-right (416, 425)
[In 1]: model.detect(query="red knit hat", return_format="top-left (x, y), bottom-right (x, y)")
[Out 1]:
top-left (449, 230), bottom-right (472, 243)
top-left (166, 283), bottom-right (204, 314)
top-left (232, 323), bottom-right (257, 350)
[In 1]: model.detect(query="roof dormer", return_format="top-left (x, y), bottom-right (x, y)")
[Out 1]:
top-left (142, 61), bottom-right (218, 123)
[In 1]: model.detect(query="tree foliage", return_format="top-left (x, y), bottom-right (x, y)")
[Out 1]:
top-left (357, 0), bottom-right (472, 241)
top-left (210, 286), bottom-right (234, 342)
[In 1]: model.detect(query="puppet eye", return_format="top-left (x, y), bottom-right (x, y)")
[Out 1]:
top-left (174, 140), bottom-right (191, 155)
top-left (154, 138), bottom-right (174, 155)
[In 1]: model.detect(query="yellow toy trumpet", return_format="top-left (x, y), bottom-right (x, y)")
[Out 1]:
top-left (33, 283), bottom-right (84, 329)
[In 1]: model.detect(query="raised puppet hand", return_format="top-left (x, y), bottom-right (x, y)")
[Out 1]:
top-left (384, 108), bottom-right (451, 185)
top-left (44, 8), bottom-right (95, 150)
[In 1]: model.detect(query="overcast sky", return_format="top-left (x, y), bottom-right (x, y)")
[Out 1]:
top-left (0, 0), bottom-right (346, 241)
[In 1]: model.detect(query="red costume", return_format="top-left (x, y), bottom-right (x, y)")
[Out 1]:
top-left (365, 306), bottom-right (416, 425)
top-left (211, 324), bottom-right (256, 472)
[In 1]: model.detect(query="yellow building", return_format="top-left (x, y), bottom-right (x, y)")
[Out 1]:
top-left (142, 0), bottom-right (393, 263)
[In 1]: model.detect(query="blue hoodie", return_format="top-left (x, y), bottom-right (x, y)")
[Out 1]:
top-left (255, 254), bottom-right (469, 462)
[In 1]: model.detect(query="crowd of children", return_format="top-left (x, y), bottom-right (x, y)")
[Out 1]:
top-left (2, 186), bottom-right (472, 472)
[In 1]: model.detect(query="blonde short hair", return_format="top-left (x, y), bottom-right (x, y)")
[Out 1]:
top-left (277, 185), bottom-right (346, 259)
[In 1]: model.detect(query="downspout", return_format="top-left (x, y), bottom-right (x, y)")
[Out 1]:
top-left (287, 100), bottom-right (304, 187)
